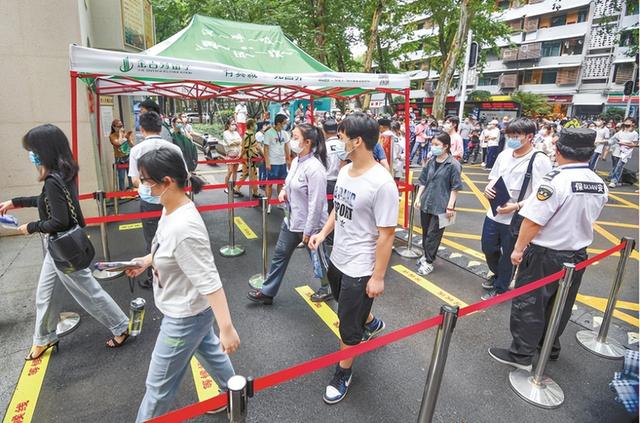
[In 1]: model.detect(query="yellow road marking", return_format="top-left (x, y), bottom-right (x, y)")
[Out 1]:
top-left (576, 294), bottom-right (639, 328)
top-left (190, 358), bottom-right (220, 403)
top-left (441, 238), bottom-right (486, 261)
top-left (610, 191), bottom-right (639, 197)
top-left (392, 264), bottom-right (469, 307)
top-left (608, 193), bottom-right (639, 209)
top-left (295, 285), bottom-right (340, 338)
top-left (593, 224), bottom-right (639, 260)
top-left (460, 173), bottom-right (490, 210)
top-left (456, 207), bottom-right (486, 213)
top-left (458, 191), bottom-right (475, 195)
top-left (466, 179), bottom-right (489, 184)
top-left (596, 221), bottom-right (639, 229)
top-left (445, 232), bottom-right (482, 241)
top-left (462, 172), bottom-right (489, 176)
top-left (605, 203), bottom-right (636, 209)
top-left (234, 216), bottom-right (257, 239)
top-left (119, 222), bottom-right (143, 231)
top-left (587, 248), bottom-right (639, 261)
top-left (3, 349), bottom-right (52, 423)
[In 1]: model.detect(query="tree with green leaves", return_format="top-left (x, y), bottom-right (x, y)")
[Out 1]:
top-left (511, 91), bottom-right (552, 117)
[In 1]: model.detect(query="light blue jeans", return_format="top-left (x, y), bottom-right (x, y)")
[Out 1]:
top-left (260, 222), bottom-right (329, 297)
top-left (136, 307), bottom-right (235, 422)
top-left (34, 252), bottom-right (129, 346)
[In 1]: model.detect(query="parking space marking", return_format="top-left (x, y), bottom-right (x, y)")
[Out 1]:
top-left (190, 358), bottom-right (221, 403)
top-left (609, 191), bottom-right (639, 197)
top-left (392, 265), bottom-right (469, 308)
top-left (456, 207), bottom-right (486, 213)
top-left (408, 225), bottom-right (486, 261)
top-left (234, 217), bottom-right (257, 239)
top-left (605, 203), bottom-right (636, 209)
top-left (608, 193), bottom-right (639, 209)
top-left (3, 349), bottom-right (52, 423)
top-left (596, 221), bottom-right (639, 229)
top-left (576, 294), bottom-right (639, 328)
top-left (593, 224), bottom-right (639, 260)
top-left (119, 222), bottom-right (143, 231)
top-left (295, 286), bottom-right (340, 338)
top-left (460, 173), bottom-right (490, 210)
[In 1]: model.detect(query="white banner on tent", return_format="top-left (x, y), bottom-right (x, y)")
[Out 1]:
top-left (69, 45), bottom-right (410, 90)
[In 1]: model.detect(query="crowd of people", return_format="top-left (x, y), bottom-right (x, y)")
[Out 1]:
top-left (0, 96), bottom-right (637, 420)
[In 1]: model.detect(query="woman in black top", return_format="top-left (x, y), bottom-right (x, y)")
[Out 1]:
top-left (0, 124), bottom-right (130, 360)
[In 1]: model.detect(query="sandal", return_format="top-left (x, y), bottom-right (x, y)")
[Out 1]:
top-left (106, 332), bottom-right (130, 349)
top-left (25, 341), bottom-right (59, 361)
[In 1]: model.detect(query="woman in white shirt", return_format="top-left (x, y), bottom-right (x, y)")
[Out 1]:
top-left (222, 119), bottom-right (243, 197)
top-left (126, 148), bottom-right (240, 422)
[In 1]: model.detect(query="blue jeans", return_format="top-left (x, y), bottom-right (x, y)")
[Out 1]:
top-left (462, 138), bottom-right (469, 156)
top-left (260, 222), bottom-right (329, 297)
top-left (136, 307), bottom-right (235, 422)
top-left (486, 146), bottom-right (499, 169)
top-left (610, 159), bottom-right (626, 183)
top-left (588, 152), bottom-right (600, 170)
top-left (481, 216), bottom-right (515, 293)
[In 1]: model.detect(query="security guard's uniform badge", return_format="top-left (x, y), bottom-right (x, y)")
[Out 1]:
top-left (537, 184), bottom-right (554, 201)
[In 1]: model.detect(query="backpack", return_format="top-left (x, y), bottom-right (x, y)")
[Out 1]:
top-left (166, 123), bottom-right (198, 172)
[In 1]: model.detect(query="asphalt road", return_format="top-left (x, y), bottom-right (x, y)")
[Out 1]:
top-left (1, 156), bottom-right (638, 423)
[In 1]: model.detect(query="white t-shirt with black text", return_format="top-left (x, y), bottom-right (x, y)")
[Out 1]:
top-left (331, 163), bottom-right (399, 277)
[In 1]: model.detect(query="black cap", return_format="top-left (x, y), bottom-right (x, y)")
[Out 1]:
top-left (323, 119), bottom-right (338, 132)
top-left (557, 128), bottom-right (596, 149)
top-left (378, 118), bottom-right (391, 127)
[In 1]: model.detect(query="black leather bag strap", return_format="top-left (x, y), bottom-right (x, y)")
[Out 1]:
top-left (515, 151), bottom-right (543, 204)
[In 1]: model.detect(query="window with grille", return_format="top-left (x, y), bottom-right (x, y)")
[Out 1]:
top-left (562, 38), bottom-right (584, 55)
top-left (614, 63), bottom-right (635, 83)
top-left (550, 15), bottom-right (567, 27)
top-left (542, 41), bottom-right (562, 57)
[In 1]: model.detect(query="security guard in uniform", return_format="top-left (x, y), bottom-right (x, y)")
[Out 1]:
top-left (488, 128), bottom-right (608, 371)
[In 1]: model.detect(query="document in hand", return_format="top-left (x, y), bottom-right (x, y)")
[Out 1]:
top-left (489, 177), bottom-right (511, 216)
top-left (437, 212), bottom-right (456, 229)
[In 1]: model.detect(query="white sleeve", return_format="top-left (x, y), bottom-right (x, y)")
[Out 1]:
top-left (128, 148), bottom-right (139, 178)
top-left (520, 179), bottom-right (564, 226)
top-left (174, 236), bottom-right (223, 296)
top-left (373, 180), bottom-right (399, 227)
top-left (488, 153), bottom-right (502, 180)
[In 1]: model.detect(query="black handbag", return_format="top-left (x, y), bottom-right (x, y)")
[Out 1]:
top-left (45, 174), bottom-right (95, 273)
top-left (509, 151), bottom-right (543, 238)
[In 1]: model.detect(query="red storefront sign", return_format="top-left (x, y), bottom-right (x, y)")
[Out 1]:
top-left (546, 95), bottom-right (573, 104)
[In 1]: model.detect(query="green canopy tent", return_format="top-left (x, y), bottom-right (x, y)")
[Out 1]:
top-left (68, 15), bottom-right (412, 221)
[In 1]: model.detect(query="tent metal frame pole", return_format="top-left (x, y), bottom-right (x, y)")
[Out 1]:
top-left (403, 87), bottom-right (410, 229)
top-left (309, 95), bottom-right (315, 125)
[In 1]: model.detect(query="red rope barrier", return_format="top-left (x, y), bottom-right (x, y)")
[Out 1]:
top-left (149, 241), bottom-right (627, 422)
top-left (197, 157), bottom-right (265, 165)
top-left (78, 193), bottom-right (94, 201)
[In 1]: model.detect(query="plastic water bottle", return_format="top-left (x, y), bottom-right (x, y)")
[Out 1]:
top-left (128, 298), bottom-right (146, 336)
top-left (0, 215), bottom-right (18, 229)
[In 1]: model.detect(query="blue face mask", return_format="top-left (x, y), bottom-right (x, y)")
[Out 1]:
top-left (431, 146), bottom-right (443, 157)
top-left (507, 137), bottom-right (523, 150)
top-left (29, 151), bottom-right (42, 166)
top-left (335, 140), bottom-right (348, 161)
top-left (138, 183), bottom-right (162, 204)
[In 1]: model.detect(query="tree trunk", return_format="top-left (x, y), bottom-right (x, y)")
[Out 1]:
top-left (432, 0), bottom-right (471, 119)
top-left (362, 0), bottom-right (384, 110)
top-left (314, 0), bottom-right (327, 63)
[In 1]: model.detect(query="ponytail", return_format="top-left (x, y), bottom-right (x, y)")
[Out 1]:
top-left (189, 174), bottom-right (205, 194)
top-left (297, 123), bottom-right (327, 168)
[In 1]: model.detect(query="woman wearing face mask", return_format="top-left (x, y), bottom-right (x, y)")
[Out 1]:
top-left (0, 124), bottom-right (130, 360)
top-left (413, 133), bottom-right (463, 276)
top-left (222, 120), bottom-right (243, 197)
top-left (247, 124), bottom-right (331, 304)
top-left (125, 148), bottom-right (240, 421)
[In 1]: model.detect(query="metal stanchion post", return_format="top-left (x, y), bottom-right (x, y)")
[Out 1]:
top-left (249, 197), bottom-right (268, 289)
top-left (220, 180), bottom-right (245, 257)
top-left (112, 163), bottom-right (119, 215)
top-left (509, 263), bottom-right (576, 409)
top-left (92, 190), bottom-right (124, 280)
top-left (394, 184), bottom-right (423, 259)
top-left (417, 305), bottom-right (459, 423)
top-left (576, 237), bottom-right (636, 358)
top-left (227, 375), bottom-right (248, 422)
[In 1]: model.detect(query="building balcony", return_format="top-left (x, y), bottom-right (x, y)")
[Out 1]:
top-left (483, 54), bottom-right (584, 73)
top-left (521, 21), bottom-right (589, 43)
top-left (518, 84), bottom-right (577, 94)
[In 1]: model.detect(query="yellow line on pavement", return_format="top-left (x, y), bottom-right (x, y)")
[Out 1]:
top-left (461, 173), bottom-right (490, 210)
top-left (587, 248), bottom-right (639, 261)
top-left (190, 358), bottom-right (220, 404)
top-left (295, 285), bottom-right (341, 338)
top-left (234, 216), bottom-right (257, 239)
top-left (441, 238), bottom-right (486, 261)
top-left (456, 207), bottom-right (486, 213)
top-left (605, 203), bottom-right (636, 209)
top-left (576, 294), bottom-right (639, 328)
top-left (459, 191), bottom-right (475, 195)
top-left (467, 179), bottom-right (489, 184)
top-left (445, 232), bottom-right (482, 240)
top-left (119, 222), bottom-right (143, 231)
top-left (610, 191), bottom-right (639, 197)
top-left (593, 224), bottom-right (639, 260)
top-left (608, 193), bottom-right (639, 209)
top-left (3, 349), bottom-right (53, 423)
top-left (462, 172), bottom-right (489, 176)
top-left (596, 221), bottom-right (639, 229)
top-left (392, 265), bottom-right (469, 307)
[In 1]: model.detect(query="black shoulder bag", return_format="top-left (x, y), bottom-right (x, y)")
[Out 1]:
top-left (509, 151), bottom-right (542, 238)
top-left (45, 174), bottom-right (95, 273)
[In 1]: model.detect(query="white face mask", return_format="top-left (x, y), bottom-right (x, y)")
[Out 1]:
top-left (290, 137), bottom-right (304, 154)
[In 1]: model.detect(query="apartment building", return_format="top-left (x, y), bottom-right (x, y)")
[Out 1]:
top-left (378, 0), bottom-right (639, 119)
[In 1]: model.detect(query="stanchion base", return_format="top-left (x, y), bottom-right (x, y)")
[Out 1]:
top-left (249, 274), bottom-right (265, 290)
top-left (576, 330), bottom-right (625, 359)
top-left (509, 369), bottom-right (564, 409)
top-left (220, 245), bottom-right (245, 257)
top-left (92, 269), bottom-right (124, 281)
top-left (56, 312), bottom-right (80, 337)
top-left (393, 246), bottom-right (423, 259)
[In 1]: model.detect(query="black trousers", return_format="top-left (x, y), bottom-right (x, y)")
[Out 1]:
top-left (140, 199), bottom-right (164, 279)
top-left (509, 244), bottom-right (587, 360)
top-left (420, 211), bottom-right (445, 264)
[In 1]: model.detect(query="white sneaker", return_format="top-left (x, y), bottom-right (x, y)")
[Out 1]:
top-left (416, 262), bottom-right (434, 276)
top-left (267, 204), bottom-right (271, 214)
top-left (608, 181), bottom-right (617, 188)
top-left (416, 256), bottom-right (427, 267)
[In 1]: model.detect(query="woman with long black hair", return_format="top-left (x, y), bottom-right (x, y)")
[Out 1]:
top-left (0, 124), bottom-right (130, 360)
top-left (124, 148), bottom-right (240, 421)
top-left (248, 123), bottom-right (332, 304)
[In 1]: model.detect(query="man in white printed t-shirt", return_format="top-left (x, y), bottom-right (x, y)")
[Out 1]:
top-left (309, 112), bottom-right (398, 405)
top-left (234, 101), bottom-right (248, 137)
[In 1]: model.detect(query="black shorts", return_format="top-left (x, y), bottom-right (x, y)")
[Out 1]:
top-left (327, 261), bottom-right (374, 346)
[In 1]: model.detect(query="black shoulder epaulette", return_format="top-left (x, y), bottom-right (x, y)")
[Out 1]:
top-left (543, 169), bottom-right (561, 181)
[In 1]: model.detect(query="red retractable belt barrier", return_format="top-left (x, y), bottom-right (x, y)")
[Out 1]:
top-left (116, 163), bottom-right (129, 170)
top-left (197, 157), bottom-right (265, 165)
top-left (149, 241), bottom-right (627, 423)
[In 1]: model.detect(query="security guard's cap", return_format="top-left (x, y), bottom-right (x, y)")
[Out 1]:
top-left (378, 118), bottom-right (392, 127)
top-left (556, 128), bottom-right (596, 149)
top-left (323, 119), bottom-right (338, 132)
